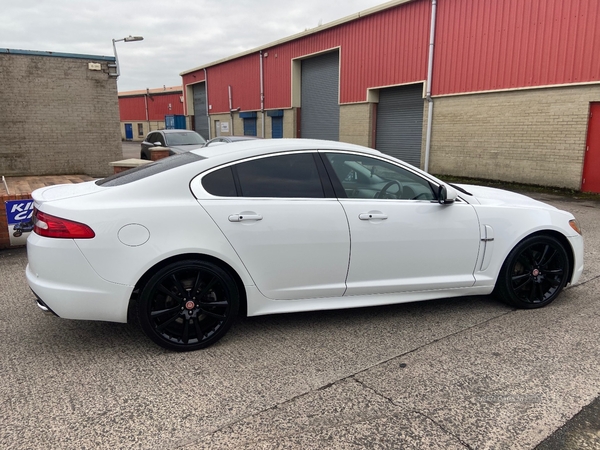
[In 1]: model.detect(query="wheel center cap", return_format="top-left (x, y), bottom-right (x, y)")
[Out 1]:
top-left (185, 300), bottom-right (195, 310)
top-left (532, 268), bottom-right (540, 276)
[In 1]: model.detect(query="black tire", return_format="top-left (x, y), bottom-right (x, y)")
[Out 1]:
top-left (495, 235), bottom-right (570, 309)
top-left (138, 260), bottom-right (239, 351)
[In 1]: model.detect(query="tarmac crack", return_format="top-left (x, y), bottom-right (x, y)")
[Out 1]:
top-left (174, 309), bottom-right (515, 449)
top-left (567, 273), bottom-right (600, 289)
top-left (413, 410), bottom-right (475, 450)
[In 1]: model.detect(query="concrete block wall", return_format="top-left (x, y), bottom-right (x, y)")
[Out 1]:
top-left (340, 103), bottom-right (373, 148)
top-left (429, 85), bottom-right (600, 189)
top-left (0, 53), bottom-right (122, 178)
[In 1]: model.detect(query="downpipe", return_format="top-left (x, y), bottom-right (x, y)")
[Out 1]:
top-left (424, 0), bottom-right (438, 173)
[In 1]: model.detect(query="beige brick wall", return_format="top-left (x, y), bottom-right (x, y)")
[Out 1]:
top-left (0, 53), bottom-right (122, 177)
top-left (429, 85), bottom-right (600, 189)
top-left (340, 103), bottom-right (373, 147)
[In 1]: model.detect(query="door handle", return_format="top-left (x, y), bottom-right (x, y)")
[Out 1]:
top-left (359, 213), bottom-right (388, 220)
top-left (228, 213), bottom-right (263, 222)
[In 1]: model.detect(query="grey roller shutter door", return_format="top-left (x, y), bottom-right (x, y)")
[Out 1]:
top-left (376, 84), bottom-right (424, 167)
top-left (193, 83), bottom-right (210, 140)
top-left (301, 51), bottom-right (339, 141)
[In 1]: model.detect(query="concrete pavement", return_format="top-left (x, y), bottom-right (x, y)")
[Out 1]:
top-left (0, 195), bottom-right (598, 449)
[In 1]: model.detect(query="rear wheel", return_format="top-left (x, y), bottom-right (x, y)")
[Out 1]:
top-left (138, 260), bottom-right (239, 351)
top-left (496, 235), bottom-right (569, 308)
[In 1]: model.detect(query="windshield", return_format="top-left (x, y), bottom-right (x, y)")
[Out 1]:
top-left (165, 132), bottom-right (206, 146)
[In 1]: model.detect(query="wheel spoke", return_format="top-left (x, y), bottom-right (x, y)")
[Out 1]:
top-left (191, 272), bottom-right (202, 298)
top-left (156, 310), bottom-right (183, 331)
top-left (514, 276), bottom-right (532, 291)
top-left (158, 285), bottom-right (184, 302)
top-left (197, 300), bottom-right (228, 308)
top-left (535, 245), bottom-right (549, 266)
top-left (201, 309), bottom-right (226, 320)
top-left (150, 305), bottom-right (181, 318)
top-left (537, 283), bottom-right (545, 302)
top-left (540, 248), bottom-right (558, 268)
top-left (171, 274), bottom-right (188, 298)
top-left (193, 316), bottom-right (204, 340)
top-left (182, 318), bottom-right (190, 344)
top-left (527, 281), bottom-right (537, 302)
top-left (197, 276), bottom-right (218, 299)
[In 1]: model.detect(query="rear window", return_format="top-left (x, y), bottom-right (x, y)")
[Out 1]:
top-left (96, 153), bottom-right (204, 187)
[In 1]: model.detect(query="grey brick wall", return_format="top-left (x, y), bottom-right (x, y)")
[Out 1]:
top-left (0, 53), bottom-right (122, 177)
top-left (429, 85), bottom-right (600, 189)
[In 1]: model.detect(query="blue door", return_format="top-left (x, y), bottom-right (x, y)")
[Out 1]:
top-left (271, 117), bottom-right (283, 138)
top-left (165, 115), bottom-right (175, 129)
top-left (174, 115), bottom-right (186, 129)
top-left (268, 110), bottom-right (284, 138)
top-left (125, 123), bottom-right (133, 140)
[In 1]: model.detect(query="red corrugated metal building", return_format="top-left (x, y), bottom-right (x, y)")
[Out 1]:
top-left (118, 86), bottom-right (185, 141)
top-left (180, 0), bottom-right (600, 190)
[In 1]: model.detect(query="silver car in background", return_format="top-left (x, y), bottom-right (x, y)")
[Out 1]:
top-left (140, 129), bottom-right (206, 159)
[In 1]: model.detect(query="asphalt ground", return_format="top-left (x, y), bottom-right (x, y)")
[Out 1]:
top-left (1, 149), bottom-right (599, 448)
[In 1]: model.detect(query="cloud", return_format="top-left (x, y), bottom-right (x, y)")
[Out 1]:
top-left (2, 0), bottom-right (386, 91)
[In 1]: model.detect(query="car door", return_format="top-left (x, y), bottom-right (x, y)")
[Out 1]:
top-left (193, 152), bottom-right (350, 300)
top-left (322, 152), bottom-right (481, 296)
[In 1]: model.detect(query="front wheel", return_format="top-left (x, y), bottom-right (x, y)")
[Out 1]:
top-left (138, 260), bottom-right (239, 351)
top-left (495, 235), bottom-right (570, 309)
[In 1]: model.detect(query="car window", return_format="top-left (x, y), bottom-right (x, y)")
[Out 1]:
top-left (165, 132), bottom-right (205, 146)
top-left (97, 153), bottom-right (205, 186)
top-left (157, 133), bottom-right (166, 146)
top-left (236, 153), bottom-right (325, 198)
top-left (146, 132), bottom-right (156, 143)
top-left (200, 154), bottom-right (326, 198)
top-left (325, 153), bottom-right (436, 200)
top-left (202, 167), bottom-right (237, 196)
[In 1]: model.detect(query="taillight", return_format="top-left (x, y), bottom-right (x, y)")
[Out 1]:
top-left (33, 208), bottom-right (95, 239)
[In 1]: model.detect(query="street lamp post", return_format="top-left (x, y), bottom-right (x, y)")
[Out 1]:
top-left (110, 35), bottom-right (143, 78)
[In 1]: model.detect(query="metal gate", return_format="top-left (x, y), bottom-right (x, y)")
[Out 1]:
top-left (582, 103), bottom-right (600, 193)
top-left (375, 83), bottom-right (424, 167)
top-left (300, 51), bottom-right (339, 141)
top-left (193, 83), bottom-right (209, 140)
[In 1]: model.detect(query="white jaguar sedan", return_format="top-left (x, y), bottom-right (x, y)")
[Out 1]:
top-left (26, 139), bottom-right (584, 351)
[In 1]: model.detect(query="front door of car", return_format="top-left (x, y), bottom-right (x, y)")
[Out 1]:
top-left (196, 152), bottom-right (350, 300)
top-left (322, 152), bottom-right (481, 296)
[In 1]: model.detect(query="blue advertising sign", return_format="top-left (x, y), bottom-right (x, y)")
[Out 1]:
top-left (5, 199), bottom-right (34, 245)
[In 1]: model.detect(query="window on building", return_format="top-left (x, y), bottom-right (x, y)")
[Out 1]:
top-left (138, 124), bottom-right (144, 137)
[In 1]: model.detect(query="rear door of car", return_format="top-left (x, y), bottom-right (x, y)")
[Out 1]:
top-left (321, 151), bottom-right (481, 296)
top-left (192, 151), bottom-right (350, 300)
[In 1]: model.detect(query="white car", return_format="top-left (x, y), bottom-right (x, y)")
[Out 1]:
top-left (26, 139), bottom-right (584, 351)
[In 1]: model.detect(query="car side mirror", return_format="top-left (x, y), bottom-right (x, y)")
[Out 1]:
top-left (153, 141), bottom-right (162, 147)
top-left (438, 184), bottom-right (458, 204)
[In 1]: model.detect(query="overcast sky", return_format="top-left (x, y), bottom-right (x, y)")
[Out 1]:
top-left (2, 0), bottom-right (387, 92)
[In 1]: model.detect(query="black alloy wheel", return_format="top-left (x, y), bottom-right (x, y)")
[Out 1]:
top-left (138, 260), bottom-right (239, 351)
top-left (496, 235), bottom-right (570, 309)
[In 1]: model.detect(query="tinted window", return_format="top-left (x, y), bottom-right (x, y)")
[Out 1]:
top-left (236, 154), bottom-right (324, 198)
top-left (96, 153), bottom-right (204, 186)
top-left (325, 153), bottom-right (436, 200)
top-left (202, 167), bottom-right (237, 196)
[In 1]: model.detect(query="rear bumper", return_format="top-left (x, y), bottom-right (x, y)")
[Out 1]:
top-left (26, 234), bottom-right (133, 323)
